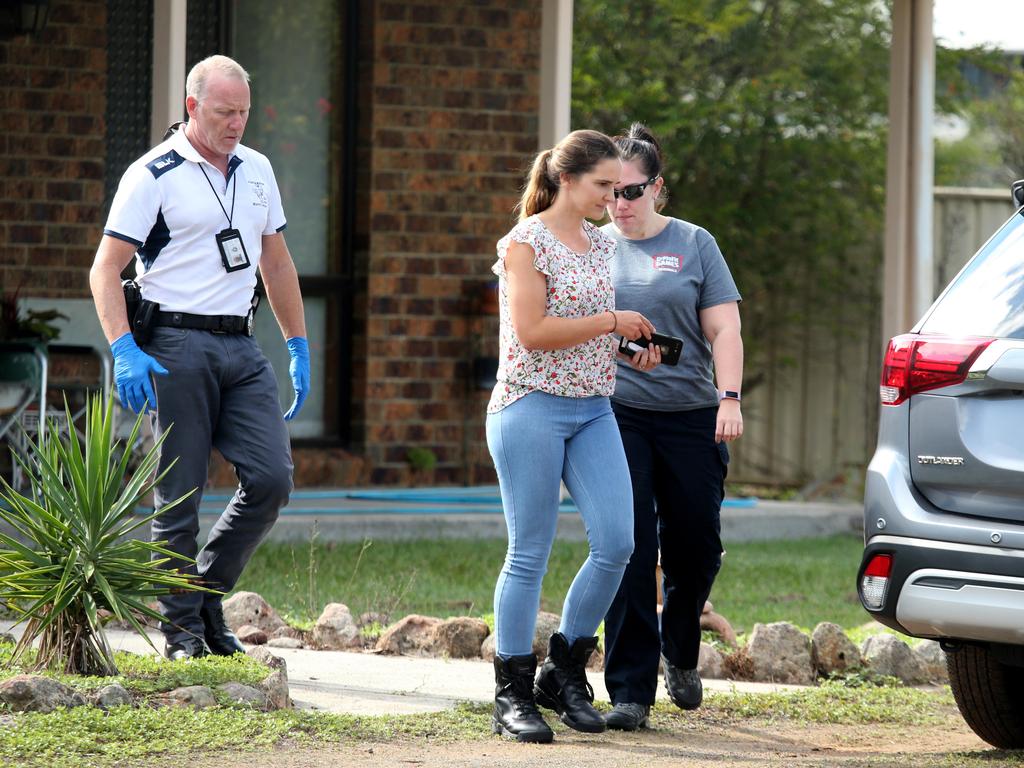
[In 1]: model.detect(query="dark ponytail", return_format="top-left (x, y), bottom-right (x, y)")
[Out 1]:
top-left (614, 122), bottom-right (668, 211)
top-left (515, 130), bottom-right (618, 221)
top-left (517, 149), bottom-right (558, 221)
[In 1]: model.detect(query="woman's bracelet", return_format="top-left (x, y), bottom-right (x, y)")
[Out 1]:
top-left (608, 310), bottom-right (617, 333)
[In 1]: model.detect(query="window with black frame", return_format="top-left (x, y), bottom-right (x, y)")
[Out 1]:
top-left (230, 0), bottom-right (349, 442)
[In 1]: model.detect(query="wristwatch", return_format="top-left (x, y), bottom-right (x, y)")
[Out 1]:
top-left (719, 390), bottom-right (741, 402)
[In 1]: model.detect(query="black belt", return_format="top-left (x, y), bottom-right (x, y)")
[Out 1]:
top-left (153, 310), bottom-right (251, 335)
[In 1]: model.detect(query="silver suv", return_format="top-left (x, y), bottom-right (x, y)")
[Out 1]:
top-left (858, 181), bottom-right (1024, 749)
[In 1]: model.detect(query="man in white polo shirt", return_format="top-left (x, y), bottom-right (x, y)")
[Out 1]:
top-left (89, 55), bottom-right (309, 661)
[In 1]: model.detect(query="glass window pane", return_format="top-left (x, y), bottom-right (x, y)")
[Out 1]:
top-left (231, 1), bottom-right (336, 275)
top-left (922, 213), bottom-right (1024, 339)
top-left (231, 1), bottom-right (340, 442)
top-left (254, 296), bottom-right (326, 439)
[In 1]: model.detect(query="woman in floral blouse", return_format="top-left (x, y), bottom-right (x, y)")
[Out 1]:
top-left (487, 129), bottom-right (657, 744)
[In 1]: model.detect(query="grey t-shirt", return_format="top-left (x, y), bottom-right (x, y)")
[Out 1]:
top-left (602, 217), bottom-right (741, 411)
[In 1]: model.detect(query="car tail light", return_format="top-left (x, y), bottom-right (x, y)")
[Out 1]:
top-left (860, 553), bottom-right (892, 610)
top-left (880, 334), bottom-right (994, 405)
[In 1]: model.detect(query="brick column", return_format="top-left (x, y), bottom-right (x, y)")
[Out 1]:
top-left (359, 0), bottom-right (541, 485)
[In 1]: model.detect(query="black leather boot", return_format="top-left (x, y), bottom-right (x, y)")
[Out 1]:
top-left (493, 654), bottom-right (554, 743)
top-left (200, 598), bottom-right (245, 656)
top-left (533, 632), bottom-right (606, 733)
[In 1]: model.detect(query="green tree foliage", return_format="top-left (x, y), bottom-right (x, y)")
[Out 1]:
top-left (948, 68), bottom-right (1024, 187)
top-left (987, 73), bottom-right (1024, 181)
top-left (573, 0), bottom-right (892, 382)
top-left (933, 126), bottom-right (1003, 188)
top-left (933, 47), bottom-right (1021, 188)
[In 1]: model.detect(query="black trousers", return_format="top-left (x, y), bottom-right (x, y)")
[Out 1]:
top-left (603, 402), bottom-right (727, 706)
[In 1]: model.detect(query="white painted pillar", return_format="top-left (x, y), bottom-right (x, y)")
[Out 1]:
top-left (150, 0), bottom-right (188, 147)
top-left (539, 0), bottom-right (573, 149)
top-left (882, 0), bottom-right (935, 342)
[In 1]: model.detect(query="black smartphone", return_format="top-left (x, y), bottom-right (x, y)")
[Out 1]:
top-left (618, 332), bottom-right (683, 366)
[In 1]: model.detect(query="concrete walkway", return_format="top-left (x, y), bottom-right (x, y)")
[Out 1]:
top-left (0, 620), bottom-right (802, 716)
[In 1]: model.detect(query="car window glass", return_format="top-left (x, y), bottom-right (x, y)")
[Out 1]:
top-left (921, 212), bottom-right (1024, 339)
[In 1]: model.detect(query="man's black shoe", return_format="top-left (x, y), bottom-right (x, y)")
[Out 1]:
top-left (200, 599), bottom-right (246, 656)
top-left (604, 702), bottom-right (650, 731)
top-left (663, 658), bottom-right (703, 710)
top-left (165, 636), bottom-right (210, 661)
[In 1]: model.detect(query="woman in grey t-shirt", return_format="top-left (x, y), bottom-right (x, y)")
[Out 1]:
top-left (600, 123), bottom-right (745, 731)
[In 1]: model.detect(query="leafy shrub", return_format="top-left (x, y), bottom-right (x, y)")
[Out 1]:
top-left (0, 395), bottom-right (203, 675)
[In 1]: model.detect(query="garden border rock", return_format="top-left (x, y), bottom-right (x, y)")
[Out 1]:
top-left (0, 645), bottom-right (291, 715)
top-left (220, 591), bottom-right (943, 689)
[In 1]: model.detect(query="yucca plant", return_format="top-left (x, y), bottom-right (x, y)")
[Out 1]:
top-left (0, 394), bottom-right (203, 675)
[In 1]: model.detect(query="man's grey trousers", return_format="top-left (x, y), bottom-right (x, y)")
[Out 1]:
top-left (145, 326), bottom-right (293, 644)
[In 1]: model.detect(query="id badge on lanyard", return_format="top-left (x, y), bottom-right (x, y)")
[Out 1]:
top-left (217, 228), bottom-right (250, 272)
top-left (201, 164), bottom-right (251, 273)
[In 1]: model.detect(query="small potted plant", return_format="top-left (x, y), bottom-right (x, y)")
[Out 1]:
top-left (406, 446), bottom-right (437, 485)
top-left (0, 291), bottom-right (65, 345)
top-left (0, 288), bottom-right (66, 392)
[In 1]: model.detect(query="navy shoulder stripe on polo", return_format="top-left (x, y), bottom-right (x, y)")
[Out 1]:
top-left (103, 229), bottom-right (144, 247)
top-left (146, 149), bottom-right (186, 179)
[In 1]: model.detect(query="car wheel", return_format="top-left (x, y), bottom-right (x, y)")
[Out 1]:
top-left (947, 643), bottom-right (1024, 749)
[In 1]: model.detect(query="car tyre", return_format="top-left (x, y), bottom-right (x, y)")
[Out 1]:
top-left (947, 643), bottom-right (1024, 749)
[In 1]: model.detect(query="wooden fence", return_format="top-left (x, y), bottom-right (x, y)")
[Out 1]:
top-left (728, 187), bottom-right (1016, 488)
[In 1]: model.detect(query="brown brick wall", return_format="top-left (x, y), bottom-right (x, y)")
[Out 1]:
top-left (358, 0), bottom-right (541, 485)
top-left (0, 1), bottom-right (544, 489)
top-left (0, 0), bottom-right (107, 299)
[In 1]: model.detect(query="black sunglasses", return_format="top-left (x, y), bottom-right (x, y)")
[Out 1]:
top-left (613, 176), bottom-right (659, 201)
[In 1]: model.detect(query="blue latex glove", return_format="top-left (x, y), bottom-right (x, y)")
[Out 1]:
top-left (284, 336), bottom-right (310, 421)
top-left (110, 332), bottom-right (169, 414)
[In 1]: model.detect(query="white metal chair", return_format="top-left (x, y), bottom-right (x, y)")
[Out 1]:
top-left (1, 343), bottom-right (112, 493)
top-left (0, 341), bottom-right (48, 492)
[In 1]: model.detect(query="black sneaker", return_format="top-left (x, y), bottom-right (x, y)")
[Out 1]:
top-left (604, 702), bottom-right (650, 731)
top-left (165, 636), bottom-right (210, 661)
top-left (200, 599), bottom-right (246, 656)
top-left (664, 659), bottom-right (702, 710)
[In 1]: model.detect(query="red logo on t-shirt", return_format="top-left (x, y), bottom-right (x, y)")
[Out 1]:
top-left (651, 253), bottom-right (683, 272)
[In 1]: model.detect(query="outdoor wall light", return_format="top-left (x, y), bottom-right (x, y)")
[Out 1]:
top-left (0, 0), bottom-right (50, 38)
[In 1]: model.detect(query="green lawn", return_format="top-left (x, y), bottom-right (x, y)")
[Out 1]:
top-left (713, 534), bottom-right (867, 635)
top-left (0, 644), bottom-right (959, 768)
top-left (234, 533), bottom-right (867, 633)
top-left (0, 534), bottom-right (942, 768)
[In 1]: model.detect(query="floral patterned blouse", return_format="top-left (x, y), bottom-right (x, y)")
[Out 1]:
top-left (487, 215), bottom-right (618, 413)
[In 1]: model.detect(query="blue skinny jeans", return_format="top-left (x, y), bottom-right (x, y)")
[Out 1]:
top-left (487, 391), bottom-right (634, 658)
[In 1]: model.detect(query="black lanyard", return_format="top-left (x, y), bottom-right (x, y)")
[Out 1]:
top-left (199, 164), bottom-right (237, 227)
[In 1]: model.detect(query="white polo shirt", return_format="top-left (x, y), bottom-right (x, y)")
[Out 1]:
top-left (104, 127), bottom-right (287, 317)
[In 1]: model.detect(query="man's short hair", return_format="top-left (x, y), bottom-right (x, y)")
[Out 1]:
top-left (186, 55), bottom-right (250, 102)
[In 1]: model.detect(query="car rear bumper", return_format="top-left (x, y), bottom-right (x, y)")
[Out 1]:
top-left (859, 535), bottom-right (1024, 644)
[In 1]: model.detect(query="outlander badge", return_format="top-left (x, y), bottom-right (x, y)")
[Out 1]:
top-left (917, 455), bottom-right (965, 466)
